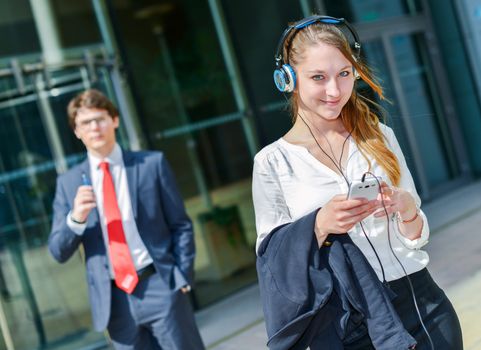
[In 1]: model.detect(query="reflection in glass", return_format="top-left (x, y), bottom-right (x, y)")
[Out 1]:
top-left (109, 0), bottom-right (257, 308)
top-left (49, 0), bottom-right (102, 50)
top-left (324, 0), bottom-right (422, 23)
top-left (0, 100), bottom-right (54, 349)
top-left (390, 34), bottom-right (452, 187)
top-left (361, 40), bottom-right (421, 187)
top-left (108, 1), bottom-right (248, 192)
top-left (0, 0), bottom-right (40, 58)
top-left (360, 34), bottom-right (455, 194)
top-left (0, 73), bottom-right (110, 349)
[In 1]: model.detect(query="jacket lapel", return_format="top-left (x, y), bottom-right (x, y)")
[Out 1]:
top-left (123, 150), bottom-right (138, 219)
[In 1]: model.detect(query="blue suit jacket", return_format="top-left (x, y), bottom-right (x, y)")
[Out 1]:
top-left (257, 210), bottom-right (416, 350)
top-left (48, 150), bottom-right (195, 331)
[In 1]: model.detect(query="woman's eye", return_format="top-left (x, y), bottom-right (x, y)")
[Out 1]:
top-left (312, 75), bottom-right (324, 81)
top-left (340, 70), bottom-right (351, 77)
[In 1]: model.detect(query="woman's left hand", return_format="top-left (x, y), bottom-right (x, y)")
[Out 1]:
top-left (373, 182), bottom-right (416, 218)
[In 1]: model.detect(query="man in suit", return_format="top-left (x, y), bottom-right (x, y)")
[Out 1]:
top-left (48, 89), bottom-right (205, 349)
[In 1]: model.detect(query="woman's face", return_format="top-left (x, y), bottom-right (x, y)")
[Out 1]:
top-left (295, 42), bottom-right (355, 122)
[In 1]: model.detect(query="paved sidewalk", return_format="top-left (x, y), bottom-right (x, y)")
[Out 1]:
top-left (426, 209), bottom-right (481, 349)
top-left (197, 180), bottom-right (481, 350)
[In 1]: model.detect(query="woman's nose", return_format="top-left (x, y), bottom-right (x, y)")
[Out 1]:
top-left (325, 78), bottom-right (340, 97)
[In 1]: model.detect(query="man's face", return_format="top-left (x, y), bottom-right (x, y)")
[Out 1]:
top-left (74, 108), bottom-right (119, 157)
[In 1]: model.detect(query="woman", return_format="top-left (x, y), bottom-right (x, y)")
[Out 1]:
top-left (253, 15), bottom-right (463, 350)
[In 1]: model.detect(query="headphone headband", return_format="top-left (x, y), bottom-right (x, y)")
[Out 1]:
top-left (274, 15), bottom-right (361, 68)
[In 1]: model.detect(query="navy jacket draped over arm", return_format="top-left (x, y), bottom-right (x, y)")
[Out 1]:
top-left (256, 210), bottom-right (416, 350)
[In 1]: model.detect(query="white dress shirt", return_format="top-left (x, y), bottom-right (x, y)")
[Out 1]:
top-left (67, 143), bottom-right (153, 278)
top-left (252, 124), bottom-right (430, 282)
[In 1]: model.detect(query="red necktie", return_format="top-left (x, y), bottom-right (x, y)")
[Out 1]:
top-left (99, 161), bottom-right (138, 294)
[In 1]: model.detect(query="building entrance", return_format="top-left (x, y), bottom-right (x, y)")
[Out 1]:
top-left (0, 53), bottom-right (118, 350)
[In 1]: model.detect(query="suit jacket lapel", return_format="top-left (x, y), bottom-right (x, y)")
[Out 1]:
top-left (123, 150), bottom-right (138, 219)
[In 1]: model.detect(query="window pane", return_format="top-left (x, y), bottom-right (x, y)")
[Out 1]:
top-left (0, 0), bottom-right (40, 58)
top-left (360, 40), bottom-right (422, 188)
top-left (0, 69), bottom-right (113, 349)
top-left (50, 0), bottom-right (102, 49)
top-left (325, 0), bottom-right (422, 23)
top-left (390, 34), bottom-right (452, 187)
top-left (109, 0), bottom-right (237, 140)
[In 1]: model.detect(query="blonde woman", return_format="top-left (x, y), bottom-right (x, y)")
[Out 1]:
top-left (253, 15), bottom-right (462, 350)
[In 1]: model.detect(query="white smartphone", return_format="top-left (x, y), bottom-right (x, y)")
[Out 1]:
top-left (347, 178), bottom-right (380, 201)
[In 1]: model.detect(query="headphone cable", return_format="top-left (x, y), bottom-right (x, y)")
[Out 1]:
top-left (298, 113), bottom-right (388, 283)
top-left (298, 111), bottom-right (434, 349)
top-left (363, 172), bottom-right (435, 350)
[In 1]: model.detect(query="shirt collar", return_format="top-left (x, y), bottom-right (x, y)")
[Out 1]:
top-left (88, 143), bottom-right (123, 170)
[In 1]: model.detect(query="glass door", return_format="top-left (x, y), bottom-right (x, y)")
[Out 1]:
top-left (0, 57), bottom-right (118, 350)
top-left (359, 35), bottom-right (453, 196)
top-left (356, 24), bottom-right (469, 199)
top-left (105, 0), bottom-right (260, 309)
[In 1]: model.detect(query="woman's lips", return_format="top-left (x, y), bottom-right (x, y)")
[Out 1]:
top-left (322, 99), bottom-right (341, 106)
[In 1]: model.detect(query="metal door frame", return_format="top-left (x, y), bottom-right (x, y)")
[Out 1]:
top-left (0, 52), bottom-right (120, 350)
top-left (355, 7), bottom-right (471, 199)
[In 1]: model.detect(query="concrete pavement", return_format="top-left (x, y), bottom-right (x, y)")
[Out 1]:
top-left (197, 180), bottom-right (481, 350)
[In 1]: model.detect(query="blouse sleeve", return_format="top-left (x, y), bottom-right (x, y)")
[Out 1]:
top-left (385, 126), bottom-right (430, 249)
top-left (252, 153), bottom-right (292, 254)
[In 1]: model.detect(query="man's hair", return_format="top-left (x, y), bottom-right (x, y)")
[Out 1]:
top-left (67, 89), bottom-right (119, 129)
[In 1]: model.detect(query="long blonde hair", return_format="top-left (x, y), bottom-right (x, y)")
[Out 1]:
top-left (285, 22), bottom-right (401, 186)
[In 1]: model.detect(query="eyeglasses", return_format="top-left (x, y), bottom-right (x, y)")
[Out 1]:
top-left (76, 115), bottom-right (111, 130)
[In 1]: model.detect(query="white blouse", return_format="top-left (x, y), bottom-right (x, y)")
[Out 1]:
top-left (252, 124), bottom-right (430, 282)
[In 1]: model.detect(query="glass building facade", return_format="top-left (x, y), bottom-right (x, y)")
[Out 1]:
top-left (0, 0), bottom-right (480, 348)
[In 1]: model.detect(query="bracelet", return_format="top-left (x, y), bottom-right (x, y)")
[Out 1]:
top-left (71, 215), bottom-right (87, 224)
top-left (397, 208), bottom-right (419, 224)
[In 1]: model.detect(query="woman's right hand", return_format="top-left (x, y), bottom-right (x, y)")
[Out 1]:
top-left (314, 194), bottom-right (380, 247)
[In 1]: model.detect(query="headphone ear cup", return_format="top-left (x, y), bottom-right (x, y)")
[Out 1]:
top-left (273, 64), bottom-right (296, 92)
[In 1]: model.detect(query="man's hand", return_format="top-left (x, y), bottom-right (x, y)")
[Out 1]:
top-left (180, 285), bottom-right (191, 294)
top-left (71, 185), bottom-right (96, 223)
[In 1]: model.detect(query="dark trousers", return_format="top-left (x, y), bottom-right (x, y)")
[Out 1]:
top-left (107, 271), bottom-right (205, 350)
top-left (343, 268), bottom-right (463, 350)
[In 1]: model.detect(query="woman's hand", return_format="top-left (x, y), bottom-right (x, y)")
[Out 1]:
top-left (374, 182), bottom-right (422, 240)
top-left (314, 194), bottom-right (380, 247)
top-left (374, 182), bottom-right (416, 219)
